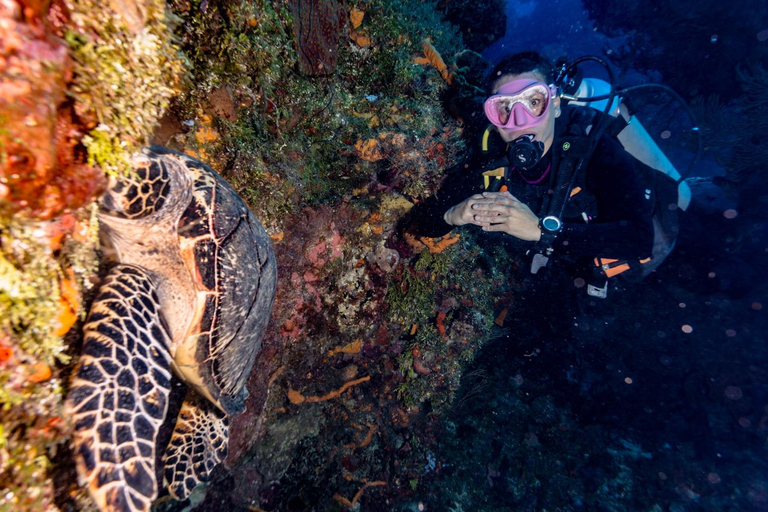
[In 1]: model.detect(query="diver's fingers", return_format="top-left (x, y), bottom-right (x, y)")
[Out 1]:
top-left (472, 203), bottom-right (512, 215)
top-left (473, 214), bottom-right (505, 224)
top-left (474, 197), bottom-right (520, 209)
top-left (481, 190), bottom-right (521, 202)
top-left (472, 202), bottom-right (524, 216)
top-left (481, 222), bottom-right (510, 232)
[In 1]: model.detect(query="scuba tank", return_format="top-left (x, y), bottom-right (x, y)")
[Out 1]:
top-left (568, 77), bottom-right (692, 211)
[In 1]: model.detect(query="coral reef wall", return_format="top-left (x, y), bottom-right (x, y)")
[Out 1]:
top-left (0, 0), bottom-right (180, 508)
top-left (153, 1), bottom-right (517, 508)
top-left (1, 0), bottom-right (514, 510)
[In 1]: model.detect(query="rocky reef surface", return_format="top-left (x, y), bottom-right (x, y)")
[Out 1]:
top-left (0, 0), bottom-right (512, 510)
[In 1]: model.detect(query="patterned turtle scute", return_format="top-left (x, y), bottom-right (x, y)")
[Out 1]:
top-left (66, 146), bottom-right (277, 512)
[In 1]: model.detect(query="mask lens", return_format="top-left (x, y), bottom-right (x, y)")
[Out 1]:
top-left (484, 83), bottom-right (552, 128)
top-left (516, 85), bottom-right (548, 116)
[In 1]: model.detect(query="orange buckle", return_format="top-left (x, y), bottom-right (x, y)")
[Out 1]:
top-left (594, 257), bottom-right (631, 278)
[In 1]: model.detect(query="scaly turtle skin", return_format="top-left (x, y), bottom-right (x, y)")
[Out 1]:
top-left (65, 146), bottom-right (277, 512)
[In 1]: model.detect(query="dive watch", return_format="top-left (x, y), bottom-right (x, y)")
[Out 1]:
top-left (538, 215), bottom-right (562, 246)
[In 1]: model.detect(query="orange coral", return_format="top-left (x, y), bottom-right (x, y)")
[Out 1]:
top-left (494, 308), bottom-right (508, 327)
top-left (27, 362), bottom-right (52, 383)
top-left (348, 8), bottom-right (373, 49)
top-left (54, 270), bottom-right (80, 337)
top-left (287, 388), bottom-right (306, 405)
top-left (355, 138), bottom-right (384, 161)
top-left (333, 481), bottom-right (386, 508)
top-left (343, 422), bottom-right (376, 449)
top-left (357, 34), bottom-right (371, 47)
top-left (0, 344), bottom-right (12, 362)
top-left (436, 311), bottom-right (447, 338)
top-left (350, 31), bottom-right (371, 47)
top-left (328, 339), bottom-right (363, 357)
top-left (414, 42), bottom-right (454, 85)
top-left (288, 376), bottom-right (371, 404)
top-left (269, 230), bottom-right (284, 243)
top-left (349, 7), bottom-right (364, 29)
top-left (421, 232), bottom-right (460, 254)
top-left (187, 114), bottom-right (220, 166)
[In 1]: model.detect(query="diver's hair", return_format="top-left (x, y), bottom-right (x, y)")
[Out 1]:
top-left (486, 52), bottom-right (554, 93)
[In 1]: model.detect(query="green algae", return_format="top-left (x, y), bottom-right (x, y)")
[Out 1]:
top-left (67, 0), bottom-right (184, 175)
top-left (1, 225), bottom-right (64, 366)
top-left (389, 237), bottom-right (516, 411)
top-left (0, 207), bottom-right (99, 512)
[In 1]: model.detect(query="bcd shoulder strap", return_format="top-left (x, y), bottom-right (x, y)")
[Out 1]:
top-left (542, 107), bottom-right (600, 220)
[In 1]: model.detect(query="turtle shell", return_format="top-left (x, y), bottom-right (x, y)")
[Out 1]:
top-left (150, 146), bottom-right (277, 415)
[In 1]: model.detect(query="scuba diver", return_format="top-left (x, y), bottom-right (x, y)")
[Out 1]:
top-left (400, 51), bottom-right (691, 299)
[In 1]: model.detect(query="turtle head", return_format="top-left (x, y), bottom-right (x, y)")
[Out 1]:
top-left (101, 155), bottom-right (173, 219)
top-left (101, 150), bottom-right (194, 223)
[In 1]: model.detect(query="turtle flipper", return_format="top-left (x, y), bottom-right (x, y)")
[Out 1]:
top-left (162, 391), bottom-right (229, 500)
top-left (66, 265), bottom-right (172, 512)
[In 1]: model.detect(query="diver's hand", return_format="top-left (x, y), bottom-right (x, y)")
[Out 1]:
top-left (443, 193), bottom-right (487, 226)
top-left (470, 191), bottom-right (542, 241)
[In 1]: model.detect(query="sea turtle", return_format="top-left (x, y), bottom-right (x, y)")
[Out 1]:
top-left (65, 146), bottom-right (277, 512)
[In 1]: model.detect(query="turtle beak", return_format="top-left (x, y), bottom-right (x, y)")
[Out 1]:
top-left (99, 175), bottom-right (124, 215)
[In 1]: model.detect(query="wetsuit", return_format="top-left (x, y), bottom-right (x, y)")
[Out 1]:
top-left (404, 106), bottom-right (656, 277)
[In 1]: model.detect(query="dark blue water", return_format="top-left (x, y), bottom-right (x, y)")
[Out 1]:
top-left (483, 0), bottom-right (613, 65)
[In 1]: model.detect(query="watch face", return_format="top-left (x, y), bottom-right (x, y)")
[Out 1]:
top-left (542, 216), bottom-right (561, 232)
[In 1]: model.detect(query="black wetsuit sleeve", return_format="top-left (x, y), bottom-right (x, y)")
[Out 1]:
top-left (403, 164), bottom-right (486, 238)
top-left (553, 136), bottom-right (655, 260)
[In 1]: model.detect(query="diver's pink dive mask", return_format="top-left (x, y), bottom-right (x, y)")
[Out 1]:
top-left (484, 79), bottom-right (557, 132)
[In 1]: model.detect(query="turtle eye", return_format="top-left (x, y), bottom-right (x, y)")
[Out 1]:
top-left (102, 159), bottom-right (172, 219)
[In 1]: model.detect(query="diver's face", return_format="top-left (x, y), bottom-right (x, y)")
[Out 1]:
top-left (490, 72), bottom-right (560, 155)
